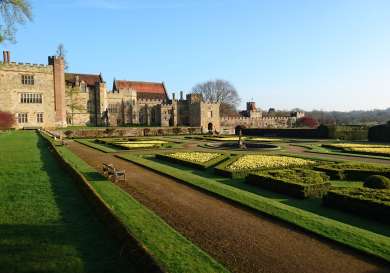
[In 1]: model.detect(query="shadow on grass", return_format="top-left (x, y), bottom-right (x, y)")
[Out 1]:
top-left (147, 156), bottom-right (390, 238)
top-left (33, 136), bottom-right (136, 273)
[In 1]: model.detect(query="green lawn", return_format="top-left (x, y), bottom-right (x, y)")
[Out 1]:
top-left (118, 153), bottom-right (390, 262)
top-left (75, 139), bottom-right (118, 153)
top-left (0, 131), bottom-right (136, 273)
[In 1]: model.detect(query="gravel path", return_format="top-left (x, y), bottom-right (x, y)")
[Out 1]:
top-left (68, 141), bottom-right (390, 273)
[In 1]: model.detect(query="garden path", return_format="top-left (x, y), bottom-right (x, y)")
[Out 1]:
top-left (67, 141), bottom-right (390, 273)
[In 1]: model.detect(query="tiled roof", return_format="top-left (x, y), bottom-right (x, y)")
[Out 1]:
top-left (65, 73), bottom-right (103, 86)
top-left (113, 80), bottom-right (168, 100)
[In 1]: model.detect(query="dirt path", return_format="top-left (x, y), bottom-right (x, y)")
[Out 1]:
top-left (284, 144), bottom-right (390, 164)
top-left (67, 141), bottom-right (390, 273)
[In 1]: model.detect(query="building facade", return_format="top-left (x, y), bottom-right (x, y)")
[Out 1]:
top-left (0, 52), bottom-right (302, 132)
top-left (0, 51), bottom-right (66, 128)
top-left (221, 102), bottom-right (305, 131)
top-left (0, 52), bottom-right (221, 132)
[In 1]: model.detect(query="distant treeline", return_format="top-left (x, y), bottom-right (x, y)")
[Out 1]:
top-left (305, 108), bottom-right (390, 125)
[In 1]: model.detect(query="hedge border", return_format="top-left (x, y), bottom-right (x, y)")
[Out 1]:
top-left (246, 172), bottom-right (331, 199)
top-left (156, 153), bottom-right (229, 169)
top-left (323, 190), bottom-right (390, 224)
top-left (314, 165), bottom-right (390, 181)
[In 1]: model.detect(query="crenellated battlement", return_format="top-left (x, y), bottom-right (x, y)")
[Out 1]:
top-left (0, 61), bottom-right (51, 72)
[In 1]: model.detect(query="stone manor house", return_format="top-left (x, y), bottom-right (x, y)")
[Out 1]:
top-left (0, 52), bottom-right (303, 132)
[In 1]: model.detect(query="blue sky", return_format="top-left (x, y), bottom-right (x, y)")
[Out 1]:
top-left (2, 0), bottom-right (390, 111)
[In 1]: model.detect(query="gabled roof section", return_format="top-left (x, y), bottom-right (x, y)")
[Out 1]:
top-left (113, 80), bottom-right (168, 100)
top-left (65, 73), bottom-right (104, 87)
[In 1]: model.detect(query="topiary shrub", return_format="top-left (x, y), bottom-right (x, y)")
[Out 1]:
top-left (64, 130), bottom-right (73, 138)
top-left (364, 175), bottom-right (390, 189)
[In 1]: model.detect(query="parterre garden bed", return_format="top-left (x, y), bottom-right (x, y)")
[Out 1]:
top-left (156, 152), bottom-right (229, 169)
top-left (96, 138), bottom-right (176, 150)
top-left (247, 169), bottom-right (331, 198)
top-left (323, 187), bottom-right (390, 224)
top-left (215, 154), bottom-right (316, 179)
top-left (322, 143), bottom-right (390, 157)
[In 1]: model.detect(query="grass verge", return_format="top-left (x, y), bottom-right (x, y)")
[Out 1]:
top-left (75, 139), bottom-right (118, 153)
top-left (118, 153), bottom-right (390, 263)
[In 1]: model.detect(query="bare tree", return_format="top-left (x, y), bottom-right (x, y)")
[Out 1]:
top-left (0, 0), bottom-right (32, 43)
top-left (66, 86), bottom-right (84, 125)
top-left (56, 43), bottom-right (69, 70)
top-left (192, 79), bottom-right (240, 116)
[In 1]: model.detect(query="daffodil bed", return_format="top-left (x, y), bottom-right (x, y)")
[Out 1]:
top-left (156, 152), bottom-right (228, 169)
top-left (323, 187), bottom-right (390, 224)
top-left (215, 154), bottom-right (316, 179)
top-left (246, 169), bottom-right (331, 198)
top-left (96, 138), bottom-right (172, 150)
top-left (322, 143), bottom-right (390, 157)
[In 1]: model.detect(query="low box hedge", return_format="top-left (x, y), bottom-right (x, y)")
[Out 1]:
top-left (156, 153), bottom-right (228, 169)
top-left (214, 155), bottom-right (249, 179)
top-left (246, 169), bottom-right (331, 199)
top-left (323, 188), bottom-right (390, 224)
top-left (314, 163), bottom-right (390, 181)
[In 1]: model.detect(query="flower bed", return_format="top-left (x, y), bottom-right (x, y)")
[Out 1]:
top-left (322, 143), bottom-right (390, 157)
top-left (116, 143), bottom-right (159, 149)
top-left (215, 155), bottom-right (315, 179)
top-left (96, 138), bottom-right (173, 150)
top-left (323, 187), bottom-right (390, 224)
top-left (344, 147), bottom-right (390, 157)
top-left (314, 163), bottom-right (390, 181)
top-left (246, 169), bottom-right (331, 198)
top-left (156, 152), bottom-right (228, 169)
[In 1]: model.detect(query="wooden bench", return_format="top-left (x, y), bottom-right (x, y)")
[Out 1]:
top-left (112, 169), bottom-right (126, 182)
top-left (102, 163), bottom-right (125, 182)
top-left (103, 163), bottom-right (114, 175)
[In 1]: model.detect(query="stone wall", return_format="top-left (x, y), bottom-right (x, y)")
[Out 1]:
top-left (56, 126), bottom-right (202, 138)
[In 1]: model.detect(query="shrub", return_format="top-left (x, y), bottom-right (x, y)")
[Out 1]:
top-left (173, 127), bottom-right (182, 135)
top-left (0, 111), bottom-right (15, 130)
top-left (323, 187), bottom-right (390, 224)
top-left (364, 175), bottom-right (390, 189)
top-left (157, 129), bottom-right (164, 136)
top-left (246, 169), bottom-right (330, 198)
top-left (104, 128), bottom-right (116, 136)
top-left (143, 128), bottom-right (150, 136)
top-left (64, 130), bottom-right (73, 138)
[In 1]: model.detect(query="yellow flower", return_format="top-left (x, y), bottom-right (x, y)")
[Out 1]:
top-left (168, 152), bottom-right (221, 163)
top-left (227, 155), bottom-right (314, 171)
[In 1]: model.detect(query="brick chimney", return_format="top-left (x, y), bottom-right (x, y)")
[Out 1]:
top-left (48, 56), bottom-right (66, 126)
top-left (2, 51), bottom-right (10, 63)
top-left (180, 91), bottom-right (183, 100)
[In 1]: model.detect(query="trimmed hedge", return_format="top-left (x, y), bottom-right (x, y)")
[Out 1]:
top-left (323, 188), bottom-right (390, 224)
top-left (156, 153), bottom-right (228, 169)
top-left (246, 169), bottom-right (331, 199)
top-left (214, 155), bottom-right (249, 179)
top-left (314, 163), bottom-right (390, 181)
